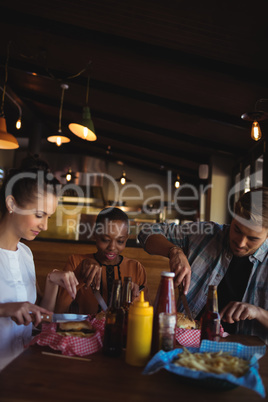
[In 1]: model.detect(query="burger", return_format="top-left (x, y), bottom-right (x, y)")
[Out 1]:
top-left (57, 320), bottom-right (95, 338)
top-left (176, 313), bottom-right (200, 329)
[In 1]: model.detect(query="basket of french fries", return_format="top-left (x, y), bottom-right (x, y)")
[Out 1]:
top-left (143, 340), bottom-right (266, 397)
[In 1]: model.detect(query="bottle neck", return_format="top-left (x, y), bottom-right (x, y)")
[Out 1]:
top-left (122, 278), bottom-right (132, 305)
top-left (206, 286), bottom-right (219, 313)
top-left (109, 280), bottom-right (122, 309)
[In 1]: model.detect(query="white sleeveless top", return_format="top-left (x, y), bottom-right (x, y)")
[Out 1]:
top-left (0, 242), bottom-right (36, 371)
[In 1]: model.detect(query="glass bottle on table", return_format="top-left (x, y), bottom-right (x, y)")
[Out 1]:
top-left (200, 285), bottom-right (221, 342)
top-left (152, 271), bottom-right (176, 354)
top-left (121, 276), bottom-right (132, 348)
top-left (103, 279), bottom-right (125, 357)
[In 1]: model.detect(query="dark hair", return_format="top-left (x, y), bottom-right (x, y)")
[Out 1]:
top-left (0, 155), bottom-right (60, 216)
top-left (96, 207), bottom-right (129, 226)
top-left (95, 207), bottom-right (129, 234)
top-left (235, 187), bottom-right (268, 229)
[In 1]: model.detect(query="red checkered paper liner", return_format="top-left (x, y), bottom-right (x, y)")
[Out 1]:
top-left (30, 316), bottom-right (105, 356)
top-left (176, 326), bottom-right (225, 348)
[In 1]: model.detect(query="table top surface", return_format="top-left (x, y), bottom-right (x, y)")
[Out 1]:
top-left (0, 335), bottom-right (267, 402)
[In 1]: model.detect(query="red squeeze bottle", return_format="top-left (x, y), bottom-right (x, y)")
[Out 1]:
top-left (200, 285), bottom-right (221, 342)
top-left (151, 271), bottom-right (176, 354)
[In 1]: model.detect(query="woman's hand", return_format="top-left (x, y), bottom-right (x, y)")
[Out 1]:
top-left (220, 301), bottom-right (260, 323)
top-left (48, 270), bottom-right (79, 300)
top-left (131, 283), bottom-right (140, 301)
top-left (168, 247), bottom-right (191, 292)
top-left (0, 302), bottom-right (52, 327)
top-left (79, 258), bottom-right (102, 290)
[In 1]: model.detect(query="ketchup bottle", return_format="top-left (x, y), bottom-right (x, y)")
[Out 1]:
top-left (151, 271), bottom-right (176, 354)
top-left (200, 285), bottom-right (220, 342)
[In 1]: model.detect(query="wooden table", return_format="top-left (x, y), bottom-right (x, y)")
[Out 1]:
top-left (0, 335), bottom-right (267, 402)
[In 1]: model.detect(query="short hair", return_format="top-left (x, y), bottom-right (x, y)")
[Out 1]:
top-left (235, 187), bottom-right (268, 229)
top-left (0, 155), bottom-right (60, 216)
top-left (95, 207), bottom-right (129, 235)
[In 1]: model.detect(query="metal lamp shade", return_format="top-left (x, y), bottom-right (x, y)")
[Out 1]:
top-left (68, 106), bottom-right (96, 141)
top-left (0, 117), bottom-right (19, 149)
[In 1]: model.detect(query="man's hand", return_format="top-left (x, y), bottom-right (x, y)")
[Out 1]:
top-left (220, 301), bottom-right (260, 323)
top-left (168, 247), bottom-right (191, 292)
top-left (79, 258), bottom-right (102, 290)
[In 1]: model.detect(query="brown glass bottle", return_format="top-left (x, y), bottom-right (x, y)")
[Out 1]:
top-left (152, 271), bottom-right (176, 354)
top-left (200, 285), bottom-right (221, 342)
top-left (121, 276), bottom-right (132, 348)
top-left (103, 279), bottom-right (125, 356)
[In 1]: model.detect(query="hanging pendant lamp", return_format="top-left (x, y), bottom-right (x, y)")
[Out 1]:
top-left (241, 99), bottom-right (268, 142)
top-left (116, 171), bottom-right (132, 185)
top-left (0, 116), bottom-right (19, 149)
top-left (68, 75), bottom-right (97, 141)
top-left (47, 84), bottom-right (70, 146)
top-left (0, 42), bottom-right (19, 150)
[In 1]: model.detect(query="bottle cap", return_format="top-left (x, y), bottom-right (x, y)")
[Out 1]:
top-left (129, 291), bottom-right (153, 316)
top-left (161, 271), bottom-right (175, 278)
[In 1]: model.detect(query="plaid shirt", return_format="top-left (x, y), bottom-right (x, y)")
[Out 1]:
top-left (138, 221), bottom-right (268, 344)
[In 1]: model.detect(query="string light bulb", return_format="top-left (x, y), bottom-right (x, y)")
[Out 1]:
top-left (251, 121), bottom-right (262, 141)
top-left (174, 174), bottom-right (180, 188)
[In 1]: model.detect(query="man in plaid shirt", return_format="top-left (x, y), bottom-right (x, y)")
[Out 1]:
top-left (138, 187), bottom-right (268, 344)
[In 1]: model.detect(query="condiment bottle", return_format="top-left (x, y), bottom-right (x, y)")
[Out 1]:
top-left (103, 279), bottom-right (125, 356)
top-left (121, 276), bottom-right (132, 348)
top-left (125, 291), bottom-right (153, 367)
top-left (200, 285), bottom-right (221, 342)
top-left (158, 312), bottom-right (176, 351)
top-left (151, 271), bottom-right (176, 354)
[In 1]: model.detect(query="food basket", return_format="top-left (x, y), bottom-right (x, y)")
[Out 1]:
top-left (176, 325), bottom-right (225, 348)
top-left (30, 315), bottom-right (105, 356)
top-left (143, 340), bottom-right (266, 397)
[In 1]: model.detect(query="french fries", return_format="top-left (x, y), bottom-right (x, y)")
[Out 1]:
top-left (173, 348), bottom-right (249, 377)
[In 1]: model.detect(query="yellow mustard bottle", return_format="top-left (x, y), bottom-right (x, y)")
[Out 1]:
top-left (125, 291), bottom-right (153, 367)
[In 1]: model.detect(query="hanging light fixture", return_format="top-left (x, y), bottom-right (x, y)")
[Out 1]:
top-left (0, 42), bottom-right (19, 150)
top-left (116, 171), bottom-right (132, 186)
top-left (60, 168), bottom-right (78, 182)
top-left (47, 83), bottom-right (70, 146)
top-left (68, 75), bottom-right (96, 141)
top-left (241, 99), bottom-right (268, 142)
top-left (174, 173), bottom-right (180, 188)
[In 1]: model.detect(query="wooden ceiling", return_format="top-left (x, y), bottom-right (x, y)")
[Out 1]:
top-left (0, 0), bottom-right (268, 183)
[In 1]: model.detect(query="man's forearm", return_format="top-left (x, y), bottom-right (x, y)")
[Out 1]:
top-left (144, 234), bottom-right (180, 258)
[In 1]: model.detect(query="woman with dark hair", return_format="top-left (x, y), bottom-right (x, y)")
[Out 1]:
top-left (0, 156), bottom-right (78, 370)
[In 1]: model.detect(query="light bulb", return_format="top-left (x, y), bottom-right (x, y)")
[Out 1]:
top-left (120, 177), bottom-right (126, 185)
top-left (66, 173), bottom-right (72, 181)
top-left (251, 121), bottom-right (262, 141)
top-left (174, 180), bottom-right (180, 188)
top-left (56, 136), bottom-right (62, 146)
top-left (83, 127), bottom-right (88, 139)
top-left (16, 118), bottom-right (21, 130)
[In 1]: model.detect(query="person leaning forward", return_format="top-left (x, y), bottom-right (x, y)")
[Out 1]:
top-left (138, 187), bottom-right (268, 344)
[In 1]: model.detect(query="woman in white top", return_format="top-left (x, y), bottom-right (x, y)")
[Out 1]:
top-left (0, 156), bottom-right (78, 370)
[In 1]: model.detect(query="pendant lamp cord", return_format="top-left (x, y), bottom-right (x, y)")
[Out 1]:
top-left (85, 75), bottom-right (90, 106)
top-left (58, 84), bottom-right (68, 133)
top-left (0, 41), bottom-right (11, 117)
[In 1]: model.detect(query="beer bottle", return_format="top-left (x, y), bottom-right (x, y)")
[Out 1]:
top-left (200, 285), bottom-right (221, 342)
top-left (151, 271), bottom-right (176, 354)
top-left (103, 279), bottom-right (125, 356)
top-left (121, 276), bottom-right (132, 348)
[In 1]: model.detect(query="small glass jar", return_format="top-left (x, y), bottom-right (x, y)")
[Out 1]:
top-left (159, 312), bottom-right (176, 351)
